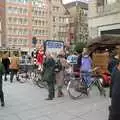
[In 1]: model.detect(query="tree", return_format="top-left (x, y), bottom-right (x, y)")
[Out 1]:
top-left (74, 42), bottom-right (86, 53)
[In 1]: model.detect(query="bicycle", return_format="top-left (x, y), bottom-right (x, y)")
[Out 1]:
top-left (32, 68), bottom-right (48, 89)
top-left (17, 64), bottom-right (34, 83)
top-left (67, 67), bottom-right (106, 99)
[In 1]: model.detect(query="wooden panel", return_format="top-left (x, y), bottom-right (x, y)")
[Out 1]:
top-left (92, 53), bottom-right (109, 73)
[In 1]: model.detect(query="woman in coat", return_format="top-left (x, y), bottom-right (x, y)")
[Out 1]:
top-left (0, 60), bottom-right (5, 106)
top-left (2, 52), bottom-right (10, 81)
top-left (56, 54), bottom-right (68, 97)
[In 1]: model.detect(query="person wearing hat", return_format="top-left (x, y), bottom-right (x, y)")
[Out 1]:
top-left (55, 53), bottom-right (68, 97)
top-left (80, 48), bottom-right (92, 87)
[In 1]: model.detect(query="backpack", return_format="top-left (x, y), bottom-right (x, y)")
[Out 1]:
top-left (54, 59), bottom-right (62, 72)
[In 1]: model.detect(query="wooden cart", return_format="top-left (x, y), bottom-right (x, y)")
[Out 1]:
top-left (87, 35), bottom-right (120, 73)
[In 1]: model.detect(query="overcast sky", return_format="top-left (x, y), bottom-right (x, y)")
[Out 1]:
top-left (62, 0), bottom-right (89, 4)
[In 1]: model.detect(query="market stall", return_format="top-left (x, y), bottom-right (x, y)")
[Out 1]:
top-left (87, 35), bottom-right (120, 85)
top-left (87, 35), bottom-right (120, 71)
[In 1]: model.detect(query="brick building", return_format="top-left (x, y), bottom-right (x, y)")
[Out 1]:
top-left (1, 0), bottom-right (71, 52)
top-left (0, 0), bottom-right (5, 47)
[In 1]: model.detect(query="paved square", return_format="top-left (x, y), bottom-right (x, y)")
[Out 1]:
top-left (0, 80), bottom-right (110, 120)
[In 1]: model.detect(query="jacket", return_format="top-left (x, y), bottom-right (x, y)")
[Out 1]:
top-left (9, 56), bottom-right (19, 70)
top-left (81, 55), bottom-right (92, 72)
top-left (111, 67), bottom-right (120, 97)
top-left (108, 57), bottom-right (119, 74)
top-left (42, 58), bottom-right (55, 83)
top-left (37, 50), bottom-right (44, 65)
top-left (109, 67), bottom-right (120, 119)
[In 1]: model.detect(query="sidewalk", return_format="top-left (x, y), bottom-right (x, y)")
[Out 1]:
top-left (0, 79), bottom-right (109, 120)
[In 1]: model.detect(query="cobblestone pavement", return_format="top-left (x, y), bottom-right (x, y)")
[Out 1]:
top-left (0, 79), bottom-right (110, 120)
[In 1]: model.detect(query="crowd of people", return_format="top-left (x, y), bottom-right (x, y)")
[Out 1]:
top-left (0, 46), bottom-right (100, 106)
top-left (0, 52), bottom-right (19, 107)
top-left (0, 46), bottom-right (120, 120)
top-left (38, 47), bottom-right (93, 100)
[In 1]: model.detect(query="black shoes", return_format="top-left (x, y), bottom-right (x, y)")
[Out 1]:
top-left (4, 79), bottom-right (7, 81)
top-left (1, 102), bottom-right (5, 107)
top-left (45, 98), bottom-right (53, 100)
top-left (57, 91), bottom-right (64, 97)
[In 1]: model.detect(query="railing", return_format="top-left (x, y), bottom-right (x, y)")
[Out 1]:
top-left (97, 2), bottom-right (120, 16)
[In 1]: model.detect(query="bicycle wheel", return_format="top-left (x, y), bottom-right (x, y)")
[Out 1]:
top-left (31, 70), bottom-right (39, 85)
top-left (96, 77), bottom-right (106, 97)
top-left (67, 79), bottom-right (86, 99)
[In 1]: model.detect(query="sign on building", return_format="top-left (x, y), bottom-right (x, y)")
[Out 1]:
top-left (44, 40), bottom-right (64, 54)
top-left (67, 55), bottom-right (78, 64)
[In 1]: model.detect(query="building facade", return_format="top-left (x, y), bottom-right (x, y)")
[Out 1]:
top-left (88, 0), bottom-right (120, 39)
top-left (32, 0), bottom-right (49, 47)
top-left (65, 1), bottom-right (88, 44)
top-left (5, 0), bottom-right (30, 51)
top-left (0, 0), bottom-right (5, 47)
top-left (3, 0), bottom-right (70, 52)
top-left (48, 0), bottom-right (70, 42)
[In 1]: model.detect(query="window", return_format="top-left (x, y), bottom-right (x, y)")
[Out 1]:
top-left (35, 20), bottom-right (37, 25)
top-left (53, 7), bottom-right (55, 11)
top-left (9, 38), bottom-right (12, 45)
top-left (8, 17), bottom-right (12, 23)
top-left (39, 20), bottom-right (41, 26)
top-left (35, 11), bottom-right (37, 15)
top-left (39, 11), bottom-right (41, 15)
top-left (23, 9), bottom-right (27, 14)
top-left (39, 30), bottom-right (41, 35)
top-left (97, 0), bottom-right (116, 6)
top-left (53, 25), bottom-right (56, 31)
top-left (42, 21), bottom-right (44, 26)
top-left (53, 16), bottom-right (56, 22)
top-left (13, 18), bottom-right (17, 24)
top-left (23, 39), bottom-right (27, 45)
top-left (19, 18), bottom-right (22, 24)
top-left (106, 0), bottom-right (116, 4)
top-left (19, 8), bottom-right (23, 14)
top-left (46, 21), bottom-right (48, 26)
top-left (24, 19), bottom-right (27, 24)
top-left (46, 30), bottom-right (48, 35)
top-left (42, 11), bottom-right (44, 16)
top-left (42, 30), bottom-right (44, 35)
top-left (56, 7), bottom-right (59, 12)
top-left (13, 39), bottom-right (17, 44)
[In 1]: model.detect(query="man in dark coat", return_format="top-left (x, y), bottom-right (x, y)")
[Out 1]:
top-left (108, 54), bottom-right (119, 98)
top-left (42, 53), bottom-right (56, 100)
top-left (0, 61), bottom-right (5, 107)
top-left (2, 52), bottom-right (10, 81)
top-left (108, 54), bottom-right (119, 75)
top-left (108, 60), bottom-right (120, 120)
